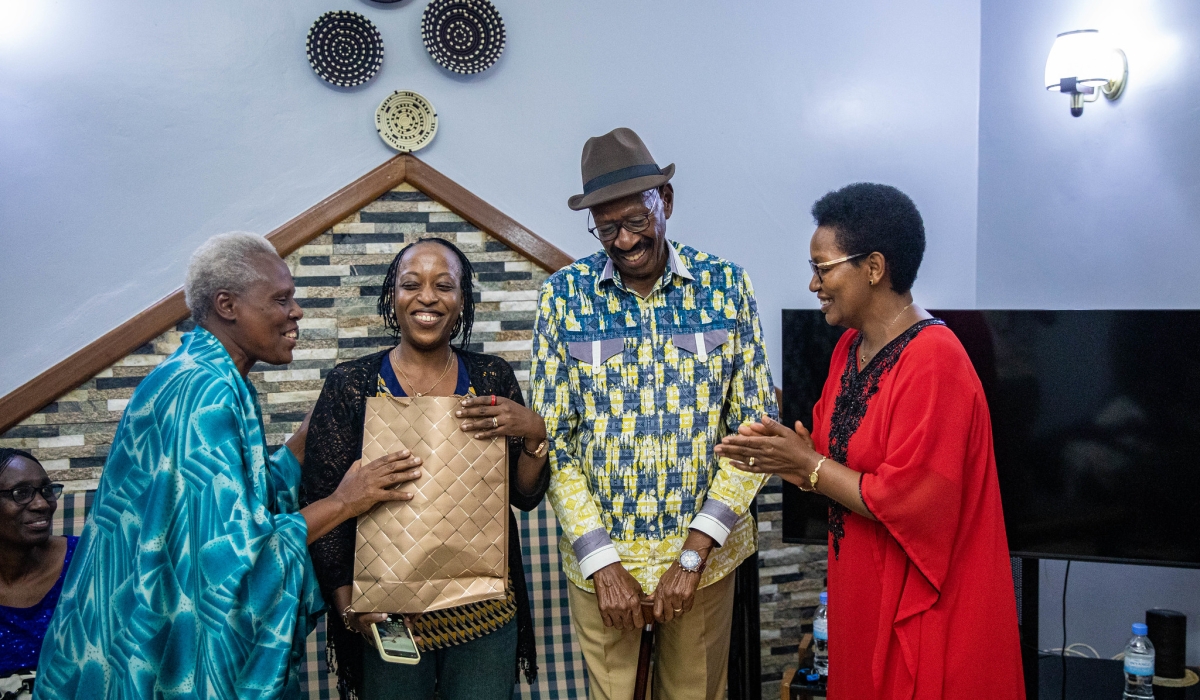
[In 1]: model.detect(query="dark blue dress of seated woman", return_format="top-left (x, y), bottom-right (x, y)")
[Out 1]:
top-left (0, 449), bottom-right (76, 686)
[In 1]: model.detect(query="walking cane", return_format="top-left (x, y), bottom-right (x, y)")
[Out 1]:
top-left (633, 601), bottom-right (655, 700)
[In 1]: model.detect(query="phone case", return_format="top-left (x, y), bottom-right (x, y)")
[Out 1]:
top-left (371, 618), bottom-right (422, 665)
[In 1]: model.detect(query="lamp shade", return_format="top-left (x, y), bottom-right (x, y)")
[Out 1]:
top-left (1045, 29), bottom-right (1123, 92)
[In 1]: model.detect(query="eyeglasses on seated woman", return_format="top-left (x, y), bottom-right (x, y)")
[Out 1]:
top-left (302, 237), bottom-right (551, 700)
top-left (0, 449), bottom-right (71, 695)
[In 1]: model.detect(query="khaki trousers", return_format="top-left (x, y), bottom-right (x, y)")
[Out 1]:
top-left (566, 572), bottom-right (736, 700)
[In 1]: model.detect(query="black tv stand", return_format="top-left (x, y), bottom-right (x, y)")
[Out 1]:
top-left (1019, 557), bottom-right (1040, 700)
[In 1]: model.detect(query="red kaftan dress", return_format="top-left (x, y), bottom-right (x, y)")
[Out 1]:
top-left (811, 320), bottom-right (1024, 700)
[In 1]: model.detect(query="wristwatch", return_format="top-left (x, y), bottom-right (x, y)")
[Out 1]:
top-left (523, 438), bottom-right (549, 459)
top-left (678, 549), bottom-right (706, 574)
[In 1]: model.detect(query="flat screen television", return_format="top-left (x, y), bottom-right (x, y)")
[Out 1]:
top-left (780, 309), bottom-right (1200, 568)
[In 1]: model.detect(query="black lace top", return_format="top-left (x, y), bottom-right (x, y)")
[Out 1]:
top-left (826, 319), bottom-right (945, 557)
top-left (301, 348), bottom-right (549, 699)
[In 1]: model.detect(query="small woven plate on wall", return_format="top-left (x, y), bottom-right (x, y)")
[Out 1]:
top-left (306, 11), bottom-right (384, 87)
top-left (375, 91), bottom-right (438, 152)
top-left (421, 0), bottom-right (506, 75)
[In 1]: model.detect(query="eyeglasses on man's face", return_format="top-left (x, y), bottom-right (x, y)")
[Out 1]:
top-left (808, 252), bottom-right (869, 282)
top-left (0, 483), bottom-right (64, 506)
top-left (588, 212), bottom-right (653, 243)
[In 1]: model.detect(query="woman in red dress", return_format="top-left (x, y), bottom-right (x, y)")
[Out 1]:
top-left (715, 183), bottom-right (1024, 699)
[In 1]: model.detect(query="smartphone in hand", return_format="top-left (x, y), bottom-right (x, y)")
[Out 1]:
top-left (371, 615), bottom-right (421, 665)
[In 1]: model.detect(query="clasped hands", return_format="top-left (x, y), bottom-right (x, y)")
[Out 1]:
top-left (593, 532), bottom-right (715, 631)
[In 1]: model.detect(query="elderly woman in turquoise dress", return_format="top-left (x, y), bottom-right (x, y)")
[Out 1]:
top-left (34, 233), bottom-right (423, 699)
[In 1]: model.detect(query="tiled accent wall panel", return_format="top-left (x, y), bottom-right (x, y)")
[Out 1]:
top-left (756, 478), bottom-right (828, 695)
top-left (3, 182), bottom-right (828, 699)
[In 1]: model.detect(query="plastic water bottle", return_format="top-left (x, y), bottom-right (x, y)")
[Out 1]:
top-left (813, 591), bottom-right (829, 677)
top-left (1123, 622), bottom-right (1155, 699)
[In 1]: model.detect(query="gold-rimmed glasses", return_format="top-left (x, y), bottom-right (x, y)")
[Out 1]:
top-left (808, 252), bottom-right (869, 282)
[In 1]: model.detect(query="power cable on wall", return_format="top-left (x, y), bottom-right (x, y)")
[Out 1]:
top-left (1061, 560), bottom-right (1071, 700)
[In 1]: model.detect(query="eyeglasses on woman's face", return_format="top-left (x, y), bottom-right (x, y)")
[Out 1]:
top-left (808, 252), bottom-right (869, 282)
top-left (0, 483), bottom-right (64, 506)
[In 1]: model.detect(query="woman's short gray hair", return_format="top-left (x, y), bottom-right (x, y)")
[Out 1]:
top-left (185, 232), bottom-right (281, 323)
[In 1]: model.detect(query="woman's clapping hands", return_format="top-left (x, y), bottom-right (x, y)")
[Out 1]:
top-left (714, 415), bottom-right (820, 486)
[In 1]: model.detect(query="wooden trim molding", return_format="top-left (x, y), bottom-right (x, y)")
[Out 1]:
top-left (405, 157), bottom-right (573, 272)
top-left (0, 154), bottom-right (571, 435)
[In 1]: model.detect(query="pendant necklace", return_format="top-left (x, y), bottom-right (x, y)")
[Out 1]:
top-left (861, 302), bottom-right (914, 366)
top-left (393, 347), bottom-right (455, 397)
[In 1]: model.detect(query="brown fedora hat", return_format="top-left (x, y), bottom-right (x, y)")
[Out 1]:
top-left (567, 128), bottom-right (675, 211)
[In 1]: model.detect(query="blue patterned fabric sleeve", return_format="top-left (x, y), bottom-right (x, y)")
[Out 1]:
top-left (33, 329), bottom-right (323, 700)
top-left (724, 268), bottom-right (779, 430)
top-left (690, 268), bottom-right (777, 545)
top-left (269, 443), bottom-right (304, 514)
top-left (531, 279), bottom-right (620, 578)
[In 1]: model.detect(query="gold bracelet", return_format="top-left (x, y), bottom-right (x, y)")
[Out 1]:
top-left (806, 456), bottom-right (827, 492)
top-left (341, 605), bottom-right (354, 629)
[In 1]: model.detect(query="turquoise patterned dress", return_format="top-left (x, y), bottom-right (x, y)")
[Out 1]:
top-left (34, 327), bottom-right (324, 699)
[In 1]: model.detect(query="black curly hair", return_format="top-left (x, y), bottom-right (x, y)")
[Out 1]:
top-left (811, 183), bottom-right (925, 294)
top-left (378, 238), bottom-right (476, 351)
top-left (0, 448), bottom-right (39, 479)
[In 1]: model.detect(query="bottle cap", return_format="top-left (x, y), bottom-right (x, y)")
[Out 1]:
top-left (1132, 623), bottom-right (1148, 636)
top-left (819, 591), bottom-right (828, 604)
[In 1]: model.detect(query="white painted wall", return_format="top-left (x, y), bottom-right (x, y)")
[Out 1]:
top-left (0, 0), bottom-right (982, 397)
top-left (977, 0), bottom-right (1200, 667)
top-left (4, 0), bottom-right (1197, 676)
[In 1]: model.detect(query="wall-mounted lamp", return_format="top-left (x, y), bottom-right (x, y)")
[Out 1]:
top-left (1045, 29), bottom-right (1128, 117)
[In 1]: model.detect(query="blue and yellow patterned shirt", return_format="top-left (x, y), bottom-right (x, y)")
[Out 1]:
top-left (530, 241), bottom-right (778, 594)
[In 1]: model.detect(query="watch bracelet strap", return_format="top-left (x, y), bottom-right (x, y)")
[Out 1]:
top-left (522, 438), bottom-right (548, 459)
top-left (800, 456), bottom-right (827, 492)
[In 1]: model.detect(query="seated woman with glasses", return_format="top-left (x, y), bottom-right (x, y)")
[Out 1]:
top-left (0, 449), bottom-right (70, 691)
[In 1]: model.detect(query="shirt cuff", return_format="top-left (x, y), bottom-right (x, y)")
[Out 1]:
top-left (578, 545), bottom-right (622, 580)
top-left (573, 528), bottom-right (621, 580)
top-left (689, 498), bottom-right (741, 547)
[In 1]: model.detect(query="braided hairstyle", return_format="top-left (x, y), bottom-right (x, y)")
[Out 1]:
top-left (378, 237), bottom-right (476, 351)
top-left (0, 448), bottom-right (39, 479)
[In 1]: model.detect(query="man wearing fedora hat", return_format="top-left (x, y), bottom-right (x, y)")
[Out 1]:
top-left (530, 128), bottom-right (777, 700)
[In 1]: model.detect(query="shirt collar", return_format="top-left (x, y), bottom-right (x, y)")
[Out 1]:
top-left (598, 241), bottom-right (695, 288)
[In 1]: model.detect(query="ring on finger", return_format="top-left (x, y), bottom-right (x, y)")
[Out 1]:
top-left (492, 416), bottom-right (498, 428)
top-left (749, 457), bottom-right (756, 467)
top-left (490, 394), bottom-right (497, 406)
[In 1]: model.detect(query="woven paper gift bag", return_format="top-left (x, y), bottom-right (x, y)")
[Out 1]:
top-left (353, 395), bottom-right (508, 614)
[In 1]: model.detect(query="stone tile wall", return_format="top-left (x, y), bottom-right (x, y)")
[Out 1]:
top-left (1, 182), bottom-right (828, 699)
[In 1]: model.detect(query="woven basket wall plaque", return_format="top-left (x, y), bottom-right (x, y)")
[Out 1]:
top-left (353, 396), bottom-right (508, 614)
top-left (421, 0), bottom-right (506, 74)
top-left (306, 11), bottom-right (384, 87)
top-left (375, 91), bottom-right (439, 153)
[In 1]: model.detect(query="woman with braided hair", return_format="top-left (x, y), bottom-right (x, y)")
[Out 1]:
top-left (302, 237), bottom-right (550, 700)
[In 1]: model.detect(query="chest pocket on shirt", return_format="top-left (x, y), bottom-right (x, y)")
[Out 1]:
top-left (672, 328), bottom-right (730, 363)
top-left (568, 337), bottom-right (627, 374)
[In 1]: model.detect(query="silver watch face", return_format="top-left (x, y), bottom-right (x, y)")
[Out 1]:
top-left (679, 549), bottom-right (702, 571)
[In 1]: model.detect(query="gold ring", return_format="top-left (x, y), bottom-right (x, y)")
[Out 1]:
top-left (748, 457), bottom-right (755, 467)
top-left (492, 416), bottom-right (498, 428)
